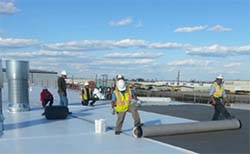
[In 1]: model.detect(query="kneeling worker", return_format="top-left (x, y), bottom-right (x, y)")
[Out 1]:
top-left (81, 82), bottom-right (96, 106)
top-left (40, 87), bottom-right (54, 115)
top-left (40, 87), bottom-right (54, 108)
top-left (111, 77), bottom-right (142, 135)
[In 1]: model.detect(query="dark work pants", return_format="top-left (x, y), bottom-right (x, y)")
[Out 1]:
top-left (212, 99), bottom-right (232, 120)
top-left (115, 104), bottom-right (141, 132)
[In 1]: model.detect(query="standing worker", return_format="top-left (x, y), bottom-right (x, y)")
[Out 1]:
top-left (81, 82), bottom-right (96, 106)
top-left (209, 74), bottom-right (234, 120)
top-left (111, 76), bottom-right (142, 135)
top-left (58, 70), bottom-right (72, 114)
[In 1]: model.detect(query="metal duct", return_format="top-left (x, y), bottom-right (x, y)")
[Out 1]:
top-left (0, 59), bottom-right (4, 134)
top-left (140, 119), bottom-right (241, 137)
top-left (6, 60), bottom-right (30, 112)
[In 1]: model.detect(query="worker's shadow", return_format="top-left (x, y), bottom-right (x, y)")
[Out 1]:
top-left (4, 112), bottom-right (92, 131)
top-left (122, 119), bottom-right (162, 133)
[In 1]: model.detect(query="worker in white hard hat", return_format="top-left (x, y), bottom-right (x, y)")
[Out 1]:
top-left (209, 74), bottom-right (234, 120)
top-left (81, 81), bottom-right (96, 106)
top-left (57, 70), bottom-right (72, 114)
top-left (112, 74), bottom-right (125, 91)
top-left (111, 78), bottom-right (142, 135)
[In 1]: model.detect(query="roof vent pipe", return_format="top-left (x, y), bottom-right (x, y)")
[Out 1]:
top-left (6, 60), bottom-right (30, 112)
top-left (0, 59), bottom-right (4, 134)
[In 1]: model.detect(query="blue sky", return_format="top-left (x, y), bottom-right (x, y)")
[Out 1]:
top-left (0, 0), bottom-right (249, 81)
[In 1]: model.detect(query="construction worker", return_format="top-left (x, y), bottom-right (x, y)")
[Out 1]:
top-left (40, 87), bottom-right (54, 116)
top-left (81, 82), bottom-right (96, 106)
top-left (40, 87), bottom-right (54, 108)
top-left (57, 70), bottom-right (72, 114)
top-left (130, 84), bottom-right (142, 106)
top-left (111, 78), bottom-right (142, 135)
top-left (209, 74), bottom-right (234, 120)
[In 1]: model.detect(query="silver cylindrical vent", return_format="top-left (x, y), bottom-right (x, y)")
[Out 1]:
top-left (6, 60), bottom-right (30, 112)
top-left (0, 59), bottom-right (4, 134)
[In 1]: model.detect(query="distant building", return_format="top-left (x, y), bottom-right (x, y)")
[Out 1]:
top-left (2, 68), bottom-right (58, 88)
top-left (224, 80), bottom-right (250, 94)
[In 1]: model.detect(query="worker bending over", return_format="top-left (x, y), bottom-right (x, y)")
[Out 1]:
top-left (111, 76), bottom-right (142, 135)
top-left (40, 87), bottom-right (54, 108)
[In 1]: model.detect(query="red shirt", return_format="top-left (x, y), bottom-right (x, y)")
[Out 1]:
top-left (40, 90), bottom-right (53, 102)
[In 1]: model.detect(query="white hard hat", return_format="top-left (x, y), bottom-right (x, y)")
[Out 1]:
top-left (61, 70), bottom-right (67, 76)
top-left (84, 82), bottom-right (89, 86)
top-left (216, 74), bottom-right (223, 79)
top-left (117, 79), bottom-right (126, 91)
top-left (116, 74), bottom-right (124, 80)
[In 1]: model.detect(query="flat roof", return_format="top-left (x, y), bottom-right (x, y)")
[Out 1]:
top-left (0, 84), bottom-right (196, 154)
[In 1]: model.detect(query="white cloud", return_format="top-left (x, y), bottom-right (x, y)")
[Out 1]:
top-left (93, 59), bottom-right (155, 65)
top-left (43, 39), bottom-right (193, 52)
top-left (224, 62), bottom-right (241, 68)
top-left (110, 17), bottom-right (133, 27)
top-left (208, 25), bottom-right (232, 32)
top-left (113, 39), bottom-right (146, 48)
top-left (149, 42), bottom-right (189, 49)
top-left (0, 50), bottom-right (86, 57)
top-left (44, 39), bottom-right (146, 51)
top-left (105, 51), bottom-right (163, 58)
top-left (0, 2), bottom-right (19, 15)
top-left (186, 44), bottom-right (250, 56)
top-left (44, 40), bottom-right (114, 51)
top-left (175, 26), bottom-right (207, 33)
top-left (167, 59), bottom-right (211, 67)
top-left (0, 37), bottom-right (40, 48)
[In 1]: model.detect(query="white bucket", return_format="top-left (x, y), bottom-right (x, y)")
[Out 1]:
top-left (95, 119), bottom-right (106, 134)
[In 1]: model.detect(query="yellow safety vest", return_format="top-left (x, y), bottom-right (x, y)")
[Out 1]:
top-left (212, 82), bottom-right (224, 98)
top-left (115, 88), bottom-right (132, 113)
top-left (82, 88), bottom-right (92, 101)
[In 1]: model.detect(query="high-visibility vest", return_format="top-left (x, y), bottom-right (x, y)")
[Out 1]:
top-left (212, 82), bottom-right (224, 98)
top-left (82, 88), bottom-right (92, 101)
top-left (114, 88), bottom-right (132, 112)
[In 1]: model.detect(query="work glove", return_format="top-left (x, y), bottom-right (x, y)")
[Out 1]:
top-left (111, 108), bottom-right (116, 115)
top-left (111, 102), bottom-right (116, 108)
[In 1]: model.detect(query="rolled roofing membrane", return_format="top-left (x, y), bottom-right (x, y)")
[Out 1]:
top-left (141, 119), bottom-right (241, 137)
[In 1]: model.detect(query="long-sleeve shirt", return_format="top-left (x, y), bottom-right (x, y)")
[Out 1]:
top-left (57, 77), bottom-right (67, 94)
top-left (40, 90), bottom-right (53, 102)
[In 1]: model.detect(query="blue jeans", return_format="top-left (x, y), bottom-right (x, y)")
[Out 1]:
top-left (59, 93), bottom-right (68, 106)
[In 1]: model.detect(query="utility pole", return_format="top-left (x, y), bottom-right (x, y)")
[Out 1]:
top-left (177, 70), bottom-right (180, 86)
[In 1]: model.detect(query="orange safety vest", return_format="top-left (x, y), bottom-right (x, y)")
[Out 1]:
top-left (82, 88), bottom-right (92, 101)
top-left (212, 82), bottom-right (224, 98)
top-left (114, 88), bottom-right (132, 112)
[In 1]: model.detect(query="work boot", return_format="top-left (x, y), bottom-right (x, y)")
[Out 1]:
top-left (68, 111), bottom-right (72, 114)
top-left (115, 131), bottom-right (121, 135)
top-left (90, 103), bottom-right (95, 107)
